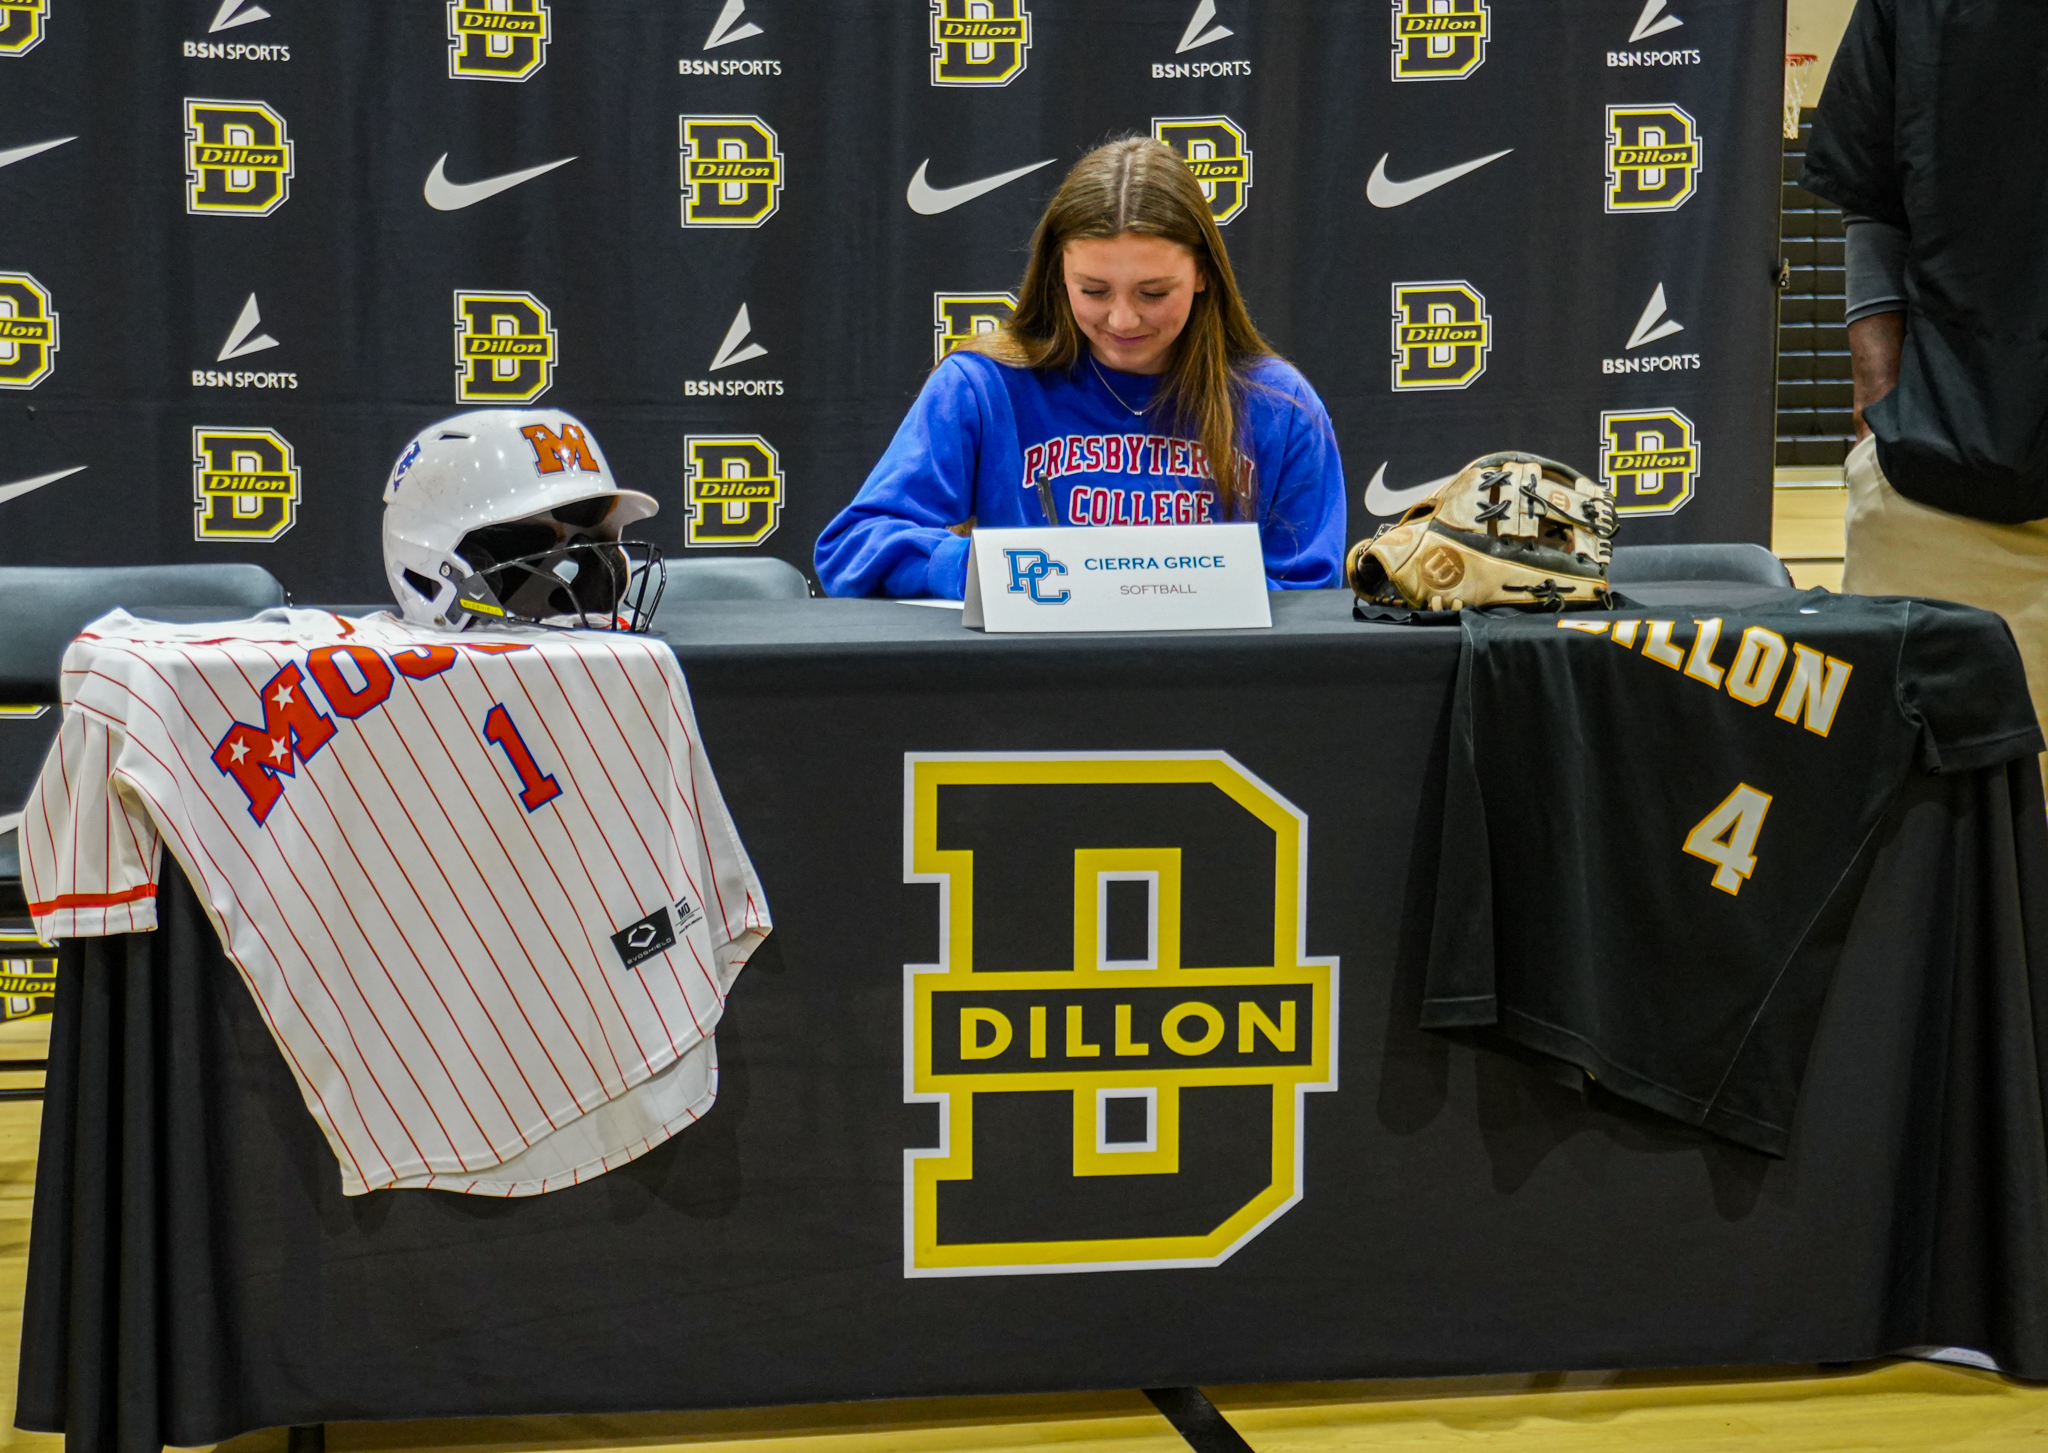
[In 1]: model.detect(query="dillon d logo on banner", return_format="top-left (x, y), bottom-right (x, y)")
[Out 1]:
top-left (0, 0), bottom-right (45, 55)
top-left (930, 0), bottom-right (1030, 87)
top-left (934, 292), bottom-right (1018, 365)
top-left (1605, 103), bottom-right (1701, 212)
top-left (447, 0), bottom-right (548, 81)
top-left (0, 272), bottom-right (57, 389)
top-left (679, 115), bottom-right (783, 227)
top-left (1600, 407), bottom-right (1699, 515)
top-left (684, 434), bottom-right (783, 547)
top-left (193, 426), bottom-right (298, 541)
top-left (903, 752), bottom-right (1338, 1276)
top-left (1151, 117), bottom-right (1252, 224)
top-left (184, 98), bottom-right (292, 216)
top-left (453, 291), bottom-right (555, 403)
top-left (1391, 281), bottom-right (1490, 390)
top-left (1391, 0), bottom-right (1487, 81)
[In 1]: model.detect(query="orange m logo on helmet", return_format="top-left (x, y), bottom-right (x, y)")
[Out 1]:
top-left (520, 422), bottom-right (599, 475)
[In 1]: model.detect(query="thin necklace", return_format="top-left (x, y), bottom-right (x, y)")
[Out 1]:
top-left (1090, 355), bottom-right (1151, 416)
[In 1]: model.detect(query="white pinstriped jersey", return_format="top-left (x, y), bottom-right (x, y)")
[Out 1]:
top-left (23, 609), bottom-right (770, 1196)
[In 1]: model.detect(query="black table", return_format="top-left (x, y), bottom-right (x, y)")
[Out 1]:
top-left (20, 589), bottom-right (2048, 1453)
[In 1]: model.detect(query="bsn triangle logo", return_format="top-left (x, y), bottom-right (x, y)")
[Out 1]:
top-left (218, 293), bottom-right (279, 361)
top-left (687, 304), bottom-right (783, 397)
top-left (1177, 0), bottom-right (1232, 52)
top-left (1628, 0), bottom-right (1683, 42)
top-left (209, 0), bottom-right (270, 33)
top-left (1626, 283), bottom-right (1684, 349)
top-left (703, 0), bottom-right (762, 50)
top-left (709, 303), bottom-right (767, 371)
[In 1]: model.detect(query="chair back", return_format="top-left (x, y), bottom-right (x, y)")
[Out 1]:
top-left (653, 558), bottom-right (812, 622)
top-left (1607, 543), bottom-right (1793, 589)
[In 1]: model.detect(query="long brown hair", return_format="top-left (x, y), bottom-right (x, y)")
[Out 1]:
top-left (961, 137), bottom-right (1275, 518)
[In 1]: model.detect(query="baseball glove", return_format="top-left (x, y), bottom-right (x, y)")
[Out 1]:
top-left (1347, 451), bottom-right (1618, 612)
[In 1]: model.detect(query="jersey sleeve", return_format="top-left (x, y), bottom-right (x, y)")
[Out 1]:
top-left (1249, 366), bottom-right (1347, 589)
top-left (813, 355), bottom-right (989, 600)
top-left (1798, 0), bottom-right (1904, 227)
top-left (1894, 598), bottom-right (2047, 772)
top-left (21, 706), bottom-right (165, 939)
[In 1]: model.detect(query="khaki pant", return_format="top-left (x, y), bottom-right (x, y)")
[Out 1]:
top-left (1843, 435), bottom-right (2048, 780)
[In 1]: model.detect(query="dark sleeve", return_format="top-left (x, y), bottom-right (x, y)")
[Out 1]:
top-left (1798, 0), bottom-right (1906, 228)
top-left (1895, 599), bottom-right (2047, 772)
top-left (1418, 624), bottom-right (1500, 1029)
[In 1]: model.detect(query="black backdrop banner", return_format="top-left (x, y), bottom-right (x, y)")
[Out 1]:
top-left (0, 0), bottom-right (1782, 602)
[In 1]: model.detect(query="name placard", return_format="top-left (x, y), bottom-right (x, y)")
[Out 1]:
top-left (961, 524), bottom-right (1272, 633)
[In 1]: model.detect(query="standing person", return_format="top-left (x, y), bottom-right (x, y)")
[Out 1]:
top-left (814, 137), bottom-right (1346, 599)
top-left (1800, 0), bottom-right (2048, 751)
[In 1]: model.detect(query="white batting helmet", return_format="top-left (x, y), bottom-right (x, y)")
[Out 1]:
top-left (381, 408), bottom-right (664, 631)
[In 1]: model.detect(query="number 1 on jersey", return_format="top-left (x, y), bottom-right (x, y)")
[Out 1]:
top-left (1683, 783), bottom-right (1772, 895)
top-left (482, 704), bottom-right (562, 812)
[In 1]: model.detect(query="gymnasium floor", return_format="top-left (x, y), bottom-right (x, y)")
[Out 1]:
top-left (5, 486), bottom-right (2047, 1451)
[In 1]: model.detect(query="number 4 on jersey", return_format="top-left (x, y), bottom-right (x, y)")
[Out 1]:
top-left (482, 704), bottom-right (563, 811)
top-left (1683, 783), bottom-right (1772, 895)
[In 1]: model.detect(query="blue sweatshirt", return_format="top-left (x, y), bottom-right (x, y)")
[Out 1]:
top-left (814, 350), bottom-right (1347, 598)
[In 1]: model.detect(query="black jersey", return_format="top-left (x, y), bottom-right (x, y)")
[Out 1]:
top-left (1420, 591), bottom-right (2043, 1154)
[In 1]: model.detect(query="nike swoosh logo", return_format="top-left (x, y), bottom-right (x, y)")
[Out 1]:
top-left (1366, 148), bottom-right (1513, 208)
top-left (1363, 462), bottom-right (1457, 516)
top-left (0, 465), bottom-right (87, 506)
top-left (423, 153), bottom-right (577, 211)
top-left (0, 136), bottom-right (76, 171)
top-left (906, 156), bottom-right (1058, 216)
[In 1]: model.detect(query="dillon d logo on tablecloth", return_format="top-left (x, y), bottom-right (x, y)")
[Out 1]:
top-left (930, 0), bottom-right (1030, 87)
top-left (1391, 0), bottom-right (1487, 81)
top-left (0, 272), bottom-right (57, 389)
top-left (1605, 103), bottom-right (1701, 212)
top-left (680, 115), bottom-right (783, 227)
top-left (1151, 116), bottom-right (1251, 225)
top-left (453, 291), bottom-right (555, 403)
top-left (1390, 280), bottom-right (1490, 390)
top-left (184, 98), bottom-right (292, 216)
top-left (193, 425), bottom-right (298, 541)
top-left (903, 752), bottom-right (1338, 1276)
top-left (447, 0), bottom-right (548, 81)
top-left (1601, 406), bottom-right (1699, 515)
top-left (684, 434), bottom-right (783, 547)
top-left (934, 292), bottom-right (1018, 366)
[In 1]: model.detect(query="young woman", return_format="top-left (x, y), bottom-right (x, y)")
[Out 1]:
top-left (814, 136), bottom-right (1346, 598)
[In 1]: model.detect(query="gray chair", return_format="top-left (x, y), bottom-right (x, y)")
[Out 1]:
top-left (663, 556), bottom-right (812, 601)
top-left (0, 563), bottom-right (288, 705)
top-left (0, 565), bottom-right (290, 997)
top-left (1607, 543), bottom-right (1794, 589)
top-left (653, 557), bottom-right (812, 621)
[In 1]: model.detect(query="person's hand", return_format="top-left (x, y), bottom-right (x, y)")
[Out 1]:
top-left (1848, 312), bottom-right (1905, 440)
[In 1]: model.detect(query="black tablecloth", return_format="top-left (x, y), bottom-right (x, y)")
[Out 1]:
top-left (19, 590), bottom-right (2048, 1453)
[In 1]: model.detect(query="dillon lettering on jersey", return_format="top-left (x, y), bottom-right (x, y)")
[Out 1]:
top-left (1024, 433), bottom-right (1249, 526)
top-left (1422, 592), bottom-right (2044, 1157)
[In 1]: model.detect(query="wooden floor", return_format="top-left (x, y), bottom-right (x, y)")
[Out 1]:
top-left (1772, 477), bottom-right (1848, 592)
top-left (0, 494), bottom-right (2038, 1450)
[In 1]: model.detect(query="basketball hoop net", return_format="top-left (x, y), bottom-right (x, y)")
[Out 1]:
top-left (1785, 53), bottom-right (1819, 139)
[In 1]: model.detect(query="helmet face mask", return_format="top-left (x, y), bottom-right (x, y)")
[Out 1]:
top-left (448, 536), bottom-right (666, 633)
top-left (381, 408), bottom-right (665, 632)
